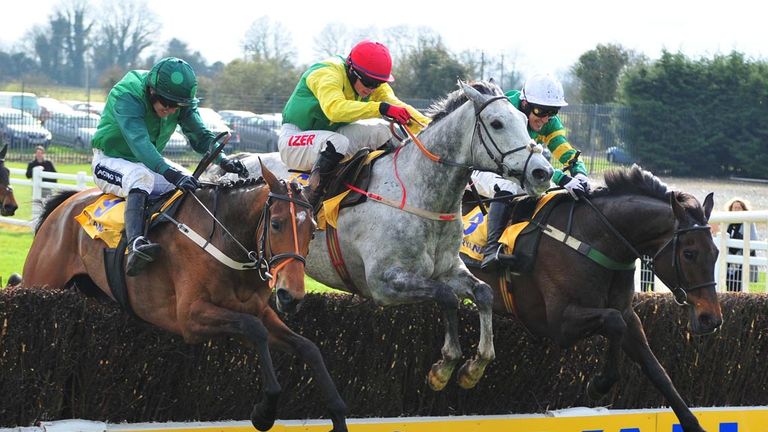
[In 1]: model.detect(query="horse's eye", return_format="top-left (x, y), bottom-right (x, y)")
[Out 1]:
top-left (490, 119), bottom-right (502, 129)
top-left (683, 250), bottom-right (696, 260)
top-left (271, 219), bottom-right (282, 231)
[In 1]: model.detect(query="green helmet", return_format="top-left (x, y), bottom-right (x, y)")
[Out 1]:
top-left (147, 57), bottom-right (199, 106)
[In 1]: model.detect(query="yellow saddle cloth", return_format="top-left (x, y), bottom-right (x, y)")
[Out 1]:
top-left (74, 194), bottom-right (126, 248)
top-left (460, 191), bottom-right (562, 260)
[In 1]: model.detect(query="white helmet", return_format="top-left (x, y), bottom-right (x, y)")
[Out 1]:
top-left (521, 73), bottom-right (568, 107)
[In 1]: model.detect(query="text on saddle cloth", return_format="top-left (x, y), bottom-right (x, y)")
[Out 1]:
top-left (460, 191), bottom-right (565, 261)
top-left (75, 192), bottom-right (186, 248)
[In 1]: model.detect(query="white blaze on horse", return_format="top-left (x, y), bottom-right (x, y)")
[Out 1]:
top-left (209, 80), bottom-right (554, 390)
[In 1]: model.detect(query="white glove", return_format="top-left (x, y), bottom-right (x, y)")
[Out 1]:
top-left (561, 174), bottom-right (589, 199)
top-left (574, 173), bottom-right (591, 193)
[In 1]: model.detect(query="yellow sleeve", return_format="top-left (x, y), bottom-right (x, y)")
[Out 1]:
top-left (306, 66), bottom-right (380, 124)
top-left (373, 85), bottom-right (431, 134)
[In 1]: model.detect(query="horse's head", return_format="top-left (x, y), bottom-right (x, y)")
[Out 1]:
top-left (0, 144), bottom-right (19, 217)
top-left (460, 81), bottom-right (553, 196)
top-left (652, 191), bottom-right (722, 335)
top-left (258, 160), bottom-right (316, 314)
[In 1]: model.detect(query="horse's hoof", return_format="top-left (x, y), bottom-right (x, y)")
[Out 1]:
top-left (251, 403), bottom-right (277, 431)
top-left (427, 365), bottom-right (450, 391)
top-left (456, 361), bottom-right (484, 389)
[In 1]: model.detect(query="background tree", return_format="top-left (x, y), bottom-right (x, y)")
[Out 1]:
top-left (391, 31), bottom-right (471, 100)
top-left (91, 0), bottom-right (159, 81)
top-left (573, 43), bottom-right (632, 104)
top-left (313, 23), bottom-right (354, 59)
top-left (242, 16), bottom-right (296, 66)
top-left (147, 39), bottom-right (211, 77)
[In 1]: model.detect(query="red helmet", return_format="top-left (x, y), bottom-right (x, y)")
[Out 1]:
top-left (347, 40), bottom-right (395, 83)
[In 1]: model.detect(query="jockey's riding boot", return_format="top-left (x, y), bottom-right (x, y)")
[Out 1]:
top-left (480, 190), bottom-right (517, 271)
top-left (304, 143), bottom-right (344, 211)
top-left (125, 189), bottom-right (160, 277)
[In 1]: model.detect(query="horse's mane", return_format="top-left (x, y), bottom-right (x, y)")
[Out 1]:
top-left (425, 80), bottom-right (504, 124)
top-left (201, 176), bottom-right (265, 191)
top-left (36, 190), bottom-right (78, 234)
top-left (592, 164), bottom-right (707, 224)
top-left (0, 163), bottom-right (9, 185)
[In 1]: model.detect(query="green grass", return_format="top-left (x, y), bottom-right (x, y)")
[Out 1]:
top-left (1, 82), bottom-right (106, 102)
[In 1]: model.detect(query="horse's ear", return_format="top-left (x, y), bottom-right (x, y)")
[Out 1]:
top-left (702, 192), bottom-right (715, 222)
top-left (0, 143), bottom-right (7, 159)
top-left (460, 80), bottom-right (486, 112)
top-left (259, 158), bottom-right (279, 190)
top-left (670, 192), bottom-right (687, 223)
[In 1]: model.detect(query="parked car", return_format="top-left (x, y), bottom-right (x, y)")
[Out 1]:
top-left (196, 107), bottom-right (234, 145)
top-left (0, 107), bottom-right (52, 150)
top-left (71, 101), bottom-right (106, 115)
top-left (237, 115), bottom-right (279, 152)
top-left (38, 97), bottom-right (77, 124)
top-left (218, 110), bottom-right (257, 128)
top-left (0, 91), bottom-right (41, 118)
top-left (46, 112), bottom-right (100, 150)
top-left (605, 146), bottom-right (634, 165)
top-left (164, 125), bottom-right (192, 154)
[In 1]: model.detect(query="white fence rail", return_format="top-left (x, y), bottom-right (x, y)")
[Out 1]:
top-left (2, 168), bottom-right (766, 292)
top-left (1, 166), bottom-right (95, 227)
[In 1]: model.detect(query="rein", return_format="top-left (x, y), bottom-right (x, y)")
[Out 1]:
top-left (578, 196), bottom-right (716, 305)
top-left (162, 181), bottom-right (312, 287)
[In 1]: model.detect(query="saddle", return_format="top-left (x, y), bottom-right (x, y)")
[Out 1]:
top-left (76, 189), bottom-right (186, 318)
top-left (316, 148), bottom-right (387, 229)
top-left (460, 191), bottom-right (568, 275)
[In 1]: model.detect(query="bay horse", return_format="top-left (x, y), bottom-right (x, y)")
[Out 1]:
top-left (211, 80), bottom-right (555, 390)
top-left (466, 165), bottom-right (721, 432)
top-left (0, 143), bottom-right (19, 216)
top-left (20, 165), bottom-right (349, 432)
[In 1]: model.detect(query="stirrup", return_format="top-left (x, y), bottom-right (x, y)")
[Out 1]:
top-left (129, 237), bottom-right (159, 261)
top-left (481, 244), bottom-right (517, 271)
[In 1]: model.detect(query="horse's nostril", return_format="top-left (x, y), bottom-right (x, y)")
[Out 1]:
top-left (532, 167), bottom-right (552, 181)
top-left (276, 288), bottom-right (293, 305)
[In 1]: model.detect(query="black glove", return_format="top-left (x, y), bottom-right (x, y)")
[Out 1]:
top-left (219, 156), bottom-right (249, 178)
top-left (163, 167), bottom-right (199, 192)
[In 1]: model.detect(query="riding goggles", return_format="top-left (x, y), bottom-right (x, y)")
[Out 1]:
top-left (351, 68), bottom-right (384, 90)
top-left (155, 93), bottom-right (180, 109)
top-left (530, 105), bottom-right (559, 118)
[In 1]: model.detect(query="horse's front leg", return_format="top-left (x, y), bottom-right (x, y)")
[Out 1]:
top-left (186, 300), bottom-right (282, 431)
top-left (621, 309), bottom-right (704, 432)
top-left (558, 304), bottom-right (627, 399)
top-left (443, 269), bottom-right (496, 390)
top-left (261, 307), bottom-right (348, 432)
top-left (374, 267), bottom-right (461, 391)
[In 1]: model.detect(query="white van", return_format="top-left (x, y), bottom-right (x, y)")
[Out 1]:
top-left (0, 91), bottom-right (41, 117)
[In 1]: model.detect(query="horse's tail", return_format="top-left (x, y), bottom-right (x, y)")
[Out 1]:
top-left (35, 190), bottom-right (78, 234)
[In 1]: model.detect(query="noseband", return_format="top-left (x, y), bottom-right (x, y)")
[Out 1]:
top-left (257, 183), bottom-right (313, 284)
top-left (649, 225), bottom-right (716, 305)
top-left (473, 96), bottom-right (540, 191)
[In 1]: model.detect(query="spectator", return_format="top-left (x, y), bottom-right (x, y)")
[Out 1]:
top-left (26, 145), bottom-right (57, 182)
top-left (26, 145), bottom-right (57, 198)
top-left (724, 197), bottom-right (759, 291)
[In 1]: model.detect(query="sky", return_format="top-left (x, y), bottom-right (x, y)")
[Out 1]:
top-left (3, 0), bottom-right (767, 80)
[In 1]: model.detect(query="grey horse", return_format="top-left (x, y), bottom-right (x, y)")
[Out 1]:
top-left (208, 81), bottom-right (554, 390)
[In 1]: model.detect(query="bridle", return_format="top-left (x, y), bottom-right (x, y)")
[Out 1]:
top-left (579, 196), bottom-right (716, 305)
top-left (163, 180), bottom-right (312, 288)
top-left (256, 182), bottom-right (313, 286)
top-left (402, 95), bottom-right (541, 190)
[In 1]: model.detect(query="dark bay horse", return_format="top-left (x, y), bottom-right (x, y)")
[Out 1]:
top-left (210, 81), bottom-right (555, 391)
top-left (20, 166), bottom-right (348, 432)
top-left (466, 165), bottom-right (721, 432)
top-left (0, 144), bottom-right (19, 216)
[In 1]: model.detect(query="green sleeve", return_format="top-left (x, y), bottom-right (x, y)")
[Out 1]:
top-left (113, 93), bottom-right (169, 174)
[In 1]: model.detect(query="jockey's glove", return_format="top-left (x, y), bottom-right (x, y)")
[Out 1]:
top-left (379, 103), bottom-right (412, 125)
top-left (219, 155), bottom-right (249, 178)
top-left (163, 167), bottom-right (199, 192)
top-left (574, 173), bottom-right (591, 193)
top-left (558, 174), bottom-right (588, 200)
